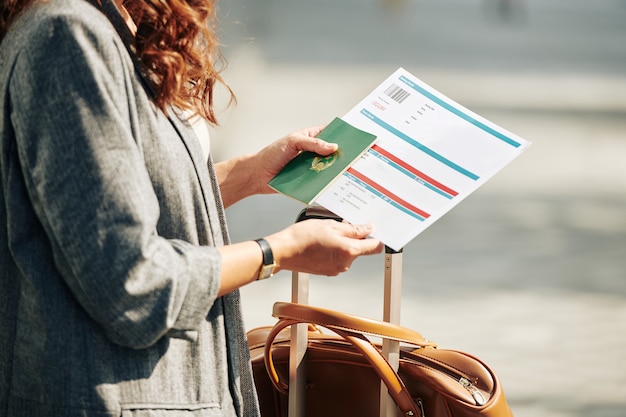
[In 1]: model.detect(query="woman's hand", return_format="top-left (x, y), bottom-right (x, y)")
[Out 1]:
top-left (217, 218), bottom-right (383, 296)
top-left (264, 219), bottom-right (383, 277)
top-left (251, 125), bottom-right (338, 195)
top-left (216, 125), bottom-right (338, 208)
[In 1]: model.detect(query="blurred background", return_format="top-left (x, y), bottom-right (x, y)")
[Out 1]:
top-left (209, 1), bottom-right (626, 416)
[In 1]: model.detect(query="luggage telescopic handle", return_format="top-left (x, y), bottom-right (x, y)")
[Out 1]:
top-left (264, 303), bottom-right (426, 417)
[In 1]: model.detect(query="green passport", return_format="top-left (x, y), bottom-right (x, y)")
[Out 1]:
top-left (268, 117), bottom-right (377, 204)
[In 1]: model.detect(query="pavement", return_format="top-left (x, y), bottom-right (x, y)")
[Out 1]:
top-left (209, 1), bottom-right (626, 416)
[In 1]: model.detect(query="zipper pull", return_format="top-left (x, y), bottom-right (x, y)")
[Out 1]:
top-left (459, 377), bottom-right (487, 406)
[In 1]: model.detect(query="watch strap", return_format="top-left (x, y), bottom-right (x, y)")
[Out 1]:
top-left (254, 238), bottom-right (276, 280)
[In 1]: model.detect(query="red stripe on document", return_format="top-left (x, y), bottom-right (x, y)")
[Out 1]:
top-left (371, 144), bottom-right (459, 197)
top-left (347, 167), bottom-right (431, 219)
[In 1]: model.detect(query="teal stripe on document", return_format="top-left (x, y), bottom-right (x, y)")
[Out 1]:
top-left (399, 75), bottom-right (522, 148)
top-left (360, 109), bottom-right (479, 181)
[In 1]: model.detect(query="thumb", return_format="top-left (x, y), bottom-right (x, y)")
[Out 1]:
top-left (345, 223), bottom-right (384, 255)
top-left (341, 222), bottom-right (375, 239)
top-left (301, 138), bottom-right (338, 156)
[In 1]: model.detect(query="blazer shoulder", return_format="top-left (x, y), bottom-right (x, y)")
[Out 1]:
top-left (3, 0), bottom-right (120, 61)
top-left (3, 0), bottom-right (135, 99)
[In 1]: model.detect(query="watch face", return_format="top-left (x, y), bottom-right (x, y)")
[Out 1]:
top-left (259, 263), bottom-right (276, 280)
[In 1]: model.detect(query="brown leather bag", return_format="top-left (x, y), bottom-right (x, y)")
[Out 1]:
top-left (248, 302), bottom-right (513, 417)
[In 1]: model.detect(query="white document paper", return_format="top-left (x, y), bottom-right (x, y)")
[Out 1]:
top-left (316, 68), bottom-right (531, 251)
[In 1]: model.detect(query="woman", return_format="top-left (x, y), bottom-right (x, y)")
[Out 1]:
top-left (0, 0), bottom-right (383, 415)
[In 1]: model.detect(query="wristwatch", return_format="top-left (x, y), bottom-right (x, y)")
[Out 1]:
top-left (254, 238), bottom-right (276, 280)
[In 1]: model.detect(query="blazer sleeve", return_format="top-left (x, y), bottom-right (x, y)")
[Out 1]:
top-left (7, 11), bottom-right (221, 348)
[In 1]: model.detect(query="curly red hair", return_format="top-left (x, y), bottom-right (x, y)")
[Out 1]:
top-left (124, 0), bottom-right (233, 124)
top-left (1, 0), bottom-right (233, 125)
top-left (0, 0), bottom-right (31, 40)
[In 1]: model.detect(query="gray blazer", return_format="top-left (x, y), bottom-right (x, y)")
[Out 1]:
top-left (0, 0), bottom-right (259, 415)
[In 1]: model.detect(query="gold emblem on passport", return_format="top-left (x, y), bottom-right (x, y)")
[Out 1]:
top-left (310, 150), bottom-right (340, 173)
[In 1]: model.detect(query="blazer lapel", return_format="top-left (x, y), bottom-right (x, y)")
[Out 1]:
top-left (166, 111), bottom-right (215, 207)
top-left (95, 0), bottom-right (221, 240)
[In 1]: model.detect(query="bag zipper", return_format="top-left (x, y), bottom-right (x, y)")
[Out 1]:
top-left (459, 377), bottom-right (487, 406)
top-left (408, 351), bottom-right (487, 406)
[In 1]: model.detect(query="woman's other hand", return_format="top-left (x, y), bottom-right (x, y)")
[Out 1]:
top-left (217, 218), bottom-right (382, 296)
top-left (265, 219), bottom-right (384, 276)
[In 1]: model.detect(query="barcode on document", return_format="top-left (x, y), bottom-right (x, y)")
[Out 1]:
top-left (384, 84), bottom-right (410, 104)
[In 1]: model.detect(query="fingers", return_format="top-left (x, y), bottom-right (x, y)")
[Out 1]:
top-left (339, 222), bottom-right (375, 239)
top-left (328, 220), bottom-right (384, 262)
top-left (340, 223), bottom-right (384, 256)
top-left (359, 238), bottom-right (385, 256)
top-left (268, 219), bottom-right (383, 276)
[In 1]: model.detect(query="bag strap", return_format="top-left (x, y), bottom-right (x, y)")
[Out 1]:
top-left (264, 302), bottom-right (434, 417)
top-left (273, 302), bottom-right (437, 348)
